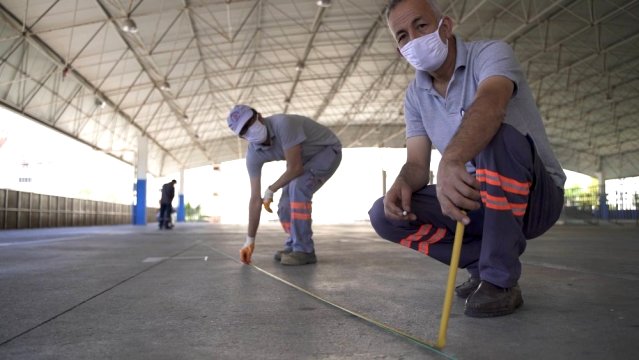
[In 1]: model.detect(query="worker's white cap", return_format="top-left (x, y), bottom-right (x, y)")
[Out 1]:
top-left (227, 104), bottom-right (254, 135)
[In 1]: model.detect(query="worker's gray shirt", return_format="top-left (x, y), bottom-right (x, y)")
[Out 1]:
top-left (404, 35), bottom-right (566, 188)
top-left (246, 114), bottom-right (341, 178)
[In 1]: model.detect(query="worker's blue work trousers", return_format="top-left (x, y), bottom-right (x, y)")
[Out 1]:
top-left (277, 144), bottom-right (342, 253)
top-left (368, 124), bottom-right (564, 288)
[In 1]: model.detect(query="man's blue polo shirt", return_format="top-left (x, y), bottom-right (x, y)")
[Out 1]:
top-left (246, 114), bottom-right (341, 178)
top-left (404, 35), bottom-right (566, 188)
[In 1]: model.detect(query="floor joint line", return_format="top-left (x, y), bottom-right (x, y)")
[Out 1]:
top-left (0, 241), bottom-right (202, 347)
top-left (202, 243), bottom-right (455, 359)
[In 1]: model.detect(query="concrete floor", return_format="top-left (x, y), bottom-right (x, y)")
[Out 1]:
top-left (0, 222), bottom-right (637, 359)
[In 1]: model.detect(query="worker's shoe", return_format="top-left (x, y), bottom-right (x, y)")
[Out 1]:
top-left (464, 281), bottom-right (523, 318)
top-left (280, 251), bottom-right (317, 266)
top-left (273, 248), bottom-right (292, 262)
top-left (455, 276), bottom-right (481, 298)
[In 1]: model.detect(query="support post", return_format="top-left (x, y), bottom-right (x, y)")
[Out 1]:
top-left (382, 170), bottom-right (386, 196)
top-left (134, 136), bottom-right (148, 225)
top-left (596, 166), bottom-right (609, 221)
top-left (177, 168), bottom-right (185, 222)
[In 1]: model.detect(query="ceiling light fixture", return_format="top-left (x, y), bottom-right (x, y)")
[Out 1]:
top-left (95, 98), bottom-right (106, 109)
top-left (316, 0), bottom-right (332, 7)
top-left (122, 18), bottom-right (138, 33)
top-left (160, 81), bottom-right (171, 91)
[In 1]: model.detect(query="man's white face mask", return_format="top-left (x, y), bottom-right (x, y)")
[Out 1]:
top-left (399, 18), bottom-right (448, 72)
top-left (242, 120), bottom-right (268, 144)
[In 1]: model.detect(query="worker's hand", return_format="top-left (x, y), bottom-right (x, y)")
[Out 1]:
top-left (239, 236), bottom-right (255, 264)
top-left (384, 177), bottom-right (417, 221)
top-left (262, 187), bottom-right (275, 213)
top-left (436, 158), bottom-right (481, 225)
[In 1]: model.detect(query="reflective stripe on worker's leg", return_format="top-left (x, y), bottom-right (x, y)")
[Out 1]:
top-left (474, 124), bottom-right (532, 288)
top-left (287, 145), bottom-right (342, 253)
top-left (277, 185), bottom-right (293, 249)
top-left (285, 173), bottom-right (316, 253)
top-left (368, 186), bottom-right (484, 269)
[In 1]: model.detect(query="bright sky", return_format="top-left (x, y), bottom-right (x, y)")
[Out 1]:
top-left (1, 107), bottom-right (637, 223)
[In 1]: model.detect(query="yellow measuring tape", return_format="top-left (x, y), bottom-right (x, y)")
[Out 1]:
top-left (204, 220), bottom-right (464, 359)
top-left (437, 219), bottom-right (465, 349)
top-left (248, 263), bottom-right (454, 359)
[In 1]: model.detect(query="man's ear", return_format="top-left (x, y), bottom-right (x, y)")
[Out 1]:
top-left (441, 16), bottom-right (453, 39)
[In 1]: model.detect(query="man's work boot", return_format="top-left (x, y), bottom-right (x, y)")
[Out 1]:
top-left (455, 276), bottom-right (481, 298)
top-left (464, 281), bottom-right (523, 318)
top-left (280, 251), bottom-right (317, 266)
top-left (273, 248), bottom-right (292, 262)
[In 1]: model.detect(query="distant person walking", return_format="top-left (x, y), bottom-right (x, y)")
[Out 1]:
top-left (159, 180), bottom-right (176, 229)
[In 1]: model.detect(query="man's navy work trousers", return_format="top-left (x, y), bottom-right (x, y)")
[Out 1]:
top-left (368, 124), bottom-right (564, 288)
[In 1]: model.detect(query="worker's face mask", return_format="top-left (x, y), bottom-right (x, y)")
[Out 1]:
top-left (242, 121), bottom-right (268, 144)
top-left (399, 18), bottom-right (448, 72)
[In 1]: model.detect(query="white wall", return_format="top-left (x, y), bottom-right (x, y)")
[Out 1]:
top-left (212, 147), bottom-right (442, 224)
top-left (0, 110), bottom-right (133, 204)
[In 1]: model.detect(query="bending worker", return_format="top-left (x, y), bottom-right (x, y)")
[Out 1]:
top-left (227, 105), bottom-right (342, 266)
top-left (369, 0), bottom-right (566, 317)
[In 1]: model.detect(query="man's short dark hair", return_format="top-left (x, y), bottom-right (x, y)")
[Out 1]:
top-left (171, 179), bottom-right (177, 184)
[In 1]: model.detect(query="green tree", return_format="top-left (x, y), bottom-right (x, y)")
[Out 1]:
top-left (184, 202), bottom-right (202, 221)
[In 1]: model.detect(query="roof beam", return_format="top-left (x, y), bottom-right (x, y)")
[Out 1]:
top-left (313, 8), bottom-right (385, 121)
top-left (0, 2), bottom-right (179, 166)
top-left (94, 0), bottom-right (211, 163)
top-left (282, 4), bottom-right (329, 113)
